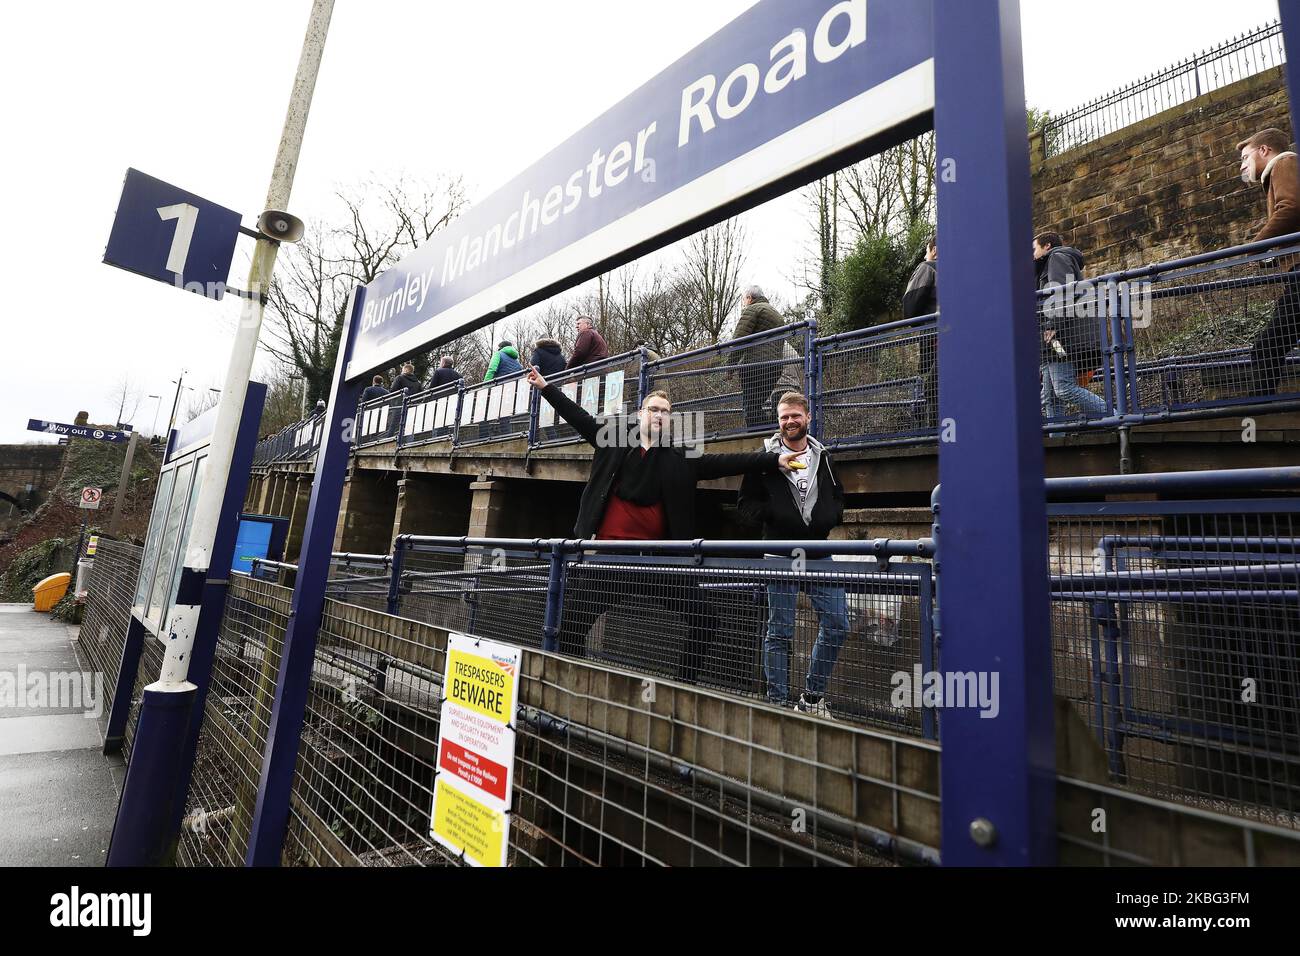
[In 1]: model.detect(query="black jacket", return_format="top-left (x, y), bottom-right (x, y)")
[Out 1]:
top-left (902, 260), bottom-right (938, 320)
top-left (360, 385), bottom-right (388, 403)
top-left (391, 373), bottom-right (423, 394)
top-left (540, 384), bottom-right (781, 539)
top-left (531, 340), bottom-right (567, 377)
top-left (429, 367), bottom-right (461, 390)
top-left (1036, 246), bottom-right (1101, 371)
top-left (737, 435), bottom-right (844, 540)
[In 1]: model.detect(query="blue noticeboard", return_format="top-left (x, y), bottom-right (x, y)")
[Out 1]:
top-left (103, 168), bottom-right (242, 300)
top-left (232, 515), bottom-right (288, 574)
top-left (346, 0), bottom-right (934, 378)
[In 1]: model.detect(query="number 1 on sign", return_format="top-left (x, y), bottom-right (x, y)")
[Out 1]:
top-left (156, 202), bottom-right (199, 275)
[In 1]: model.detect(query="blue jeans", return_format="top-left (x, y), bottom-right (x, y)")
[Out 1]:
top-left (765, 581), bottom-right (849, 702)
top-left (1040, 360), bottom-right (1106, 420)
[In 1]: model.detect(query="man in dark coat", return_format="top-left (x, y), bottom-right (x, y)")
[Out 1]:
top-left (531, 338), bottom-right (567, 376)
top-left (428, 356), bottom-right (461, 390)
top-left (1034, 232), bottom-right (1105, 424)
top-left (359, 375), bottom-right (388, 403)
top-left (728, 285), bottom-right (786, 430)
top-left (524, 363), bottom-right (797, 682)
top-left (737, 392), bottom-right (847, 716)
top-left (1238, 127), bottom-right (1300, 394)
top-left (902, 236), bottom-right (939, 428)
top-left (391, 362), bottom-right (423, 395)
top-left (567, 316), bottom-right (610, 369)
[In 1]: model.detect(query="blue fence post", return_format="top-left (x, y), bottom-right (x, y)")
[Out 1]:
top-left (1280, 1), bottom-right (1300, 148)
top-left (804, 319), bottom-right (821, 440)
top-left (934, 0), bottom-right (1056, 865)
top-left (450, 381), bottom-right (464, 448)
top-left (244, 287), bottom-right (365, 866)
top-left (102, 616), bottom-right (146, 754)
top-left (386, 536), bottom-right (406, 616)
top-left (637, 347), bottom-right (650, 407)
top-left (541, 540), bottom-right (567, 652)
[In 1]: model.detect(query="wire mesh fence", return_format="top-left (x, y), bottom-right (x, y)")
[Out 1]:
top-left (278, 597), bottom-right (942, 867)
top-left (1048, 497), bottom-right (1300, 830)
top-left (176, 575), bottom-right (290, 867)
top-left (816, 317), bottom-right (938, 447)
top-left (1041, 21), bottom-right (1285, 158)
top-left (355, 392), bottom-right (404, 449)
top-left (1128, 246), bottom-right (1300, 414)
top-left (645, 324), bottom-right (812, 440)
top-left (391, 538), bottom-right (936, 737)
top-left (75, 539), bottom-right (142, 722)
top-left (397, 382), bottom-right (461, 447)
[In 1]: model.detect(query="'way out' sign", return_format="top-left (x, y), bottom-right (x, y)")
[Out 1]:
top-left (429, 633), bottom-right (521, 867)
top-left (347, 0), bottom-right (934, 378)
top-left (28, 420), bottom-right (131, 443)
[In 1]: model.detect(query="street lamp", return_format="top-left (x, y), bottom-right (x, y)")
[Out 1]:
top-left (146, 394), bottom-right (162, 442)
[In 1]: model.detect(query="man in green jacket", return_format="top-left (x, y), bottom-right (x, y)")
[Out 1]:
top-left (483, 342), bottom-right (523, 381)
top-left (728, 285), bottom-right (787, 430)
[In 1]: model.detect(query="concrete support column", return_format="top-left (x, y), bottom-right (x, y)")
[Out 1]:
top-left (333, 468), bottom-right (399, 555)
top-left (284, 476), bottom-right (315, 562)
top-left (392, 474), bottom-right (473, 540)
top-left (468, 478), bottom-right (511, 538)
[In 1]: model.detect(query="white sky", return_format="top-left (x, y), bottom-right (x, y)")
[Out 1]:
top-left (0, 0), bottom-right (1283, 443)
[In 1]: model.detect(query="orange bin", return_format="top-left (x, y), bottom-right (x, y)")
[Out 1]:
top-left (32, 572), bottom-right (71, 612)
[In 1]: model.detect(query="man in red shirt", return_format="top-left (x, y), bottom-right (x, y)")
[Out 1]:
top-left (525, 365), bottom-right (796, 682)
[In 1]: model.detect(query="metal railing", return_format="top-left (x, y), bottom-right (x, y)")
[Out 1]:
top-left (251, 234), bottom-right (1300, 470)
top-left (75, 539), bottom-right (143, 726)
top-left (1041, 21), bottom-right (1285, 158)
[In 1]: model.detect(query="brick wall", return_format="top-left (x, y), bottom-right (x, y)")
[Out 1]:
top-left (1031, 67), bottom-right (1293, 276)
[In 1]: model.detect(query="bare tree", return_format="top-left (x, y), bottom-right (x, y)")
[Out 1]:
top-left (261, 174), bottom-right (467, 404)
top-left (679, 218), bottom-right (749, 345)
top-left (105, 375), bottom-right (143, 427)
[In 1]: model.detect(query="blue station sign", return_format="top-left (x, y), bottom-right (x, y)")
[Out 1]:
top-left (103, 168), bottom-right (243, 300)
top-left (28, 419), bottom-right (132, 443)
top-left (347, 0), bottom-right (934, 378)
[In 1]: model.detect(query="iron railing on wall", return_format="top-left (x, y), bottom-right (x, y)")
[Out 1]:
top-left (1040, 21), bottom-right (1286, 158)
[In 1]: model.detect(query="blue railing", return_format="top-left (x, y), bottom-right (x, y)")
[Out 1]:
top-left (251, 233), bottom-right (1300, 466)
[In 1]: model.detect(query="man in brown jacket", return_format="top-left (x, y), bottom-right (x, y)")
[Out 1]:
top-left (566, 315), bottom-right (610, 370)
top-left (1238, 127), bottom-right (1300, 394)
top-left (729, 285), bottom-right (787, 429)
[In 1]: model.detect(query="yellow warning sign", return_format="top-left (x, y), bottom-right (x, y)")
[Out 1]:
top-left (446, 647), bottom-right (516, 723)
top-left (431, 776), bottom-right (507, 867)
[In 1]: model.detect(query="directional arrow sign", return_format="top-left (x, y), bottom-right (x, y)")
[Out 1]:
top-left (103, 168), bottom-right (242, 300)
top-left (28, 419), bottom-right (131, 443)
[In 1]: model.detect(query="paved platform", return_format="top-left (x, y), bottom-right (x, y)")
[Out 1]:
top-left (0, 604), bottom-right (122, 866)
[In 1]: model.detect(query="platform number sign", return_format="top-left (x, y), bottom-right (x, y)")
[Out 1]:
top-left (103, 168), bottom-right (242, 300)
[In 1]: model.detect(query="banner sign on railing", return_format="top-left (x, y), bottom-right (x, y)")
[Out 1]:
top-left (346, 0), bottom-right (934, 379)
top-left (430, 633), bottom-right (522, 867)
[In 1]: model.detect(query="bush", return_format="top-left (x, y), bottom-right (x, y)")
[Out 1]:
top-left (829, 224), bottom-right (932, 334)
top-left (0, 536), bottom-right (71, 602)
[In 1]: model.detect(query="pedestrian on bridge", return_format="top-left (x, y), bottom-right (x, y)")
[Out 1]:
top-left (1238, 127), bottom-right (1300, 395)
top-left (524, 363), bottom-right (799, 683)
top-left (391, 362), bottom-right (423, 395)
top-left (428, 356), bottom-right (461, 389)
top-left (903, 236), bottom-right (939, 429)
top-left (728, 285), bottom-right (786, 431)
top-left (566, 315), bottom-right (609, 369)
top-left (360, 375), bottom-right (388, 403)
top-left (1035, 232), bottom-right (1105, 428)
top-left (737, 391), bottom-right (847, 718)
top-left (531, 338), bottom-right (567, 376)
top-left (484, 341), bottom-right (523, 381)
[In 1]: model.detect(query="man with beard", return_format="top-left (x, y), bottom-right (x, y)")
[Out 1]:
top-left (737, 392), bottom-right (847, 717)
top-left (523, 364), bottom-right (798, 683)
top-left (1237, 127), bottom-right (1300, 395)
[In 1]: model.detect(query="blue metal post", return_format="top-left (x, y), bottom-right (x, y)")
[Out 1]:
top-left (934, 0), bottom-right (1056, 865)
top-left (245, 288), bottom-right (365, 866)
top-left (804, 319), bottom-right (820, 440)
top-left (1279, 1), bottom-right (1300, 146)
top-left (637, 347), bottom-right (650, 408)
top-left (102, 616), bottom-right (146, 754)
top-left (541, 541), bottom-right (567, 652)
top-left (386, 536), bottom-right (406, 616)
